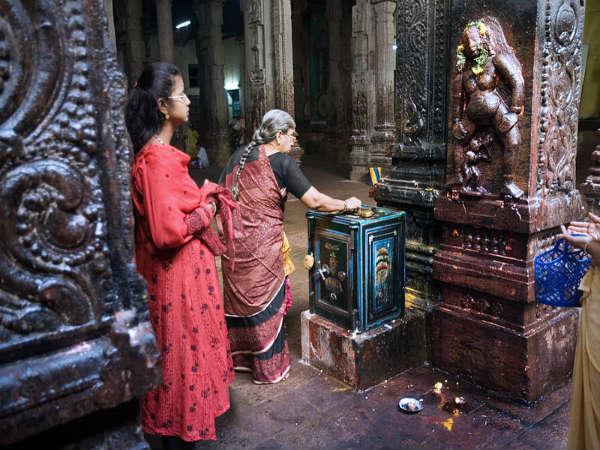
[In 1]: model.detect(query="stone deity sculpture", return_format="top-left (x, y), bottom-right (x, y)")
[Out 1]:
top-left (451, 17), bottom-right (525, 199)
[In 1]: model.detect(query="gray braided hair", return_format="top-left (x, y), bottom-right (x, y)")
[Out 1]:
top-left (231, 109), bottom-right (296, 200)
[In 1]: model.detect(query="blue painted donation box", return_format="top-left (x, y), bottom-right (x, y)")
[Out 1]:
top-left (306, 207), bottom-right (406, 332)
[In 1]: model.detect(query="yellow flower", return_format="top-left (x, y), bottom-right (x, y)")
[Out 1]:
top-left (472, 66), bottom-right (484, 75)
top-left (457, 44), bottom-right (464, 51)
top-left (478, 22), bottom-right (488, 36)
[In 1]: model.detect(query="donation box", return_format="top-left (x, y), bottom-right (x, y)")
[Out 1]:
top-left (307, 207), bottom-right (406, 332)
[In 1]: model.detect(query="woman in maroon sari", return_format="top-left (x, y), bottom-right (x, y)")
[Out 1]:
top-left (125, 62), bottom-right (237, 449)
top-left (220, 109), bottom-right (361, 384)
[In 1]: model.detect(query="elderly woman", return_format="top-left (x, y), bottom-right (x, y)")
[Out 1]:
top-left (219, 109), bottom-right (361, 384)
top-left (560, 212), bottom-right (600, 450)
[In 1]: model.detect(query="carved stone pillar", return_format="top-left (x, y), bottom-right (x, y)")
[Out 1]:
top-left (374, 0), bottom-right (449, 312)
top-left (242, 0), bottom-right (302, 160)
top-left (242, 0), bottom-right (272, 138)
top-left (431, 0), bottom-right (585, 403)
top-left (291, 0), bottom-right (307, 130)
top-left (125, 0), bottom-right (145, 84)
top-left (193, 0), bottom-right (231, 166)
top-left (272, 0), bottom-right (303, 161)
top-left (155, 0), bottom-right (174, 62)
top-left (0, 0), bottom-right (159, 446)
top-left (580, 129), bottom-right (600, 214)
top-left (349, 0), bottom-right (374, 181)
top-left (369, 0), bottom-right (395, 169)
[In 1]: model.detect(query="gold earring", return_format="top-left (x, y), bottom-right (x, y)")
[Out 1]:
top-left (165, 113), bottom-right (170, 120)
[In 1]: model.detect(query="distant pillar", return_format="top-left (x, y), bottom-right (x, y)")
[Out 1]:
top-left (155, 0), bottom-right (174, 63)
top-left (349, 0), bottom-right (373, 181)
top-left (370, 0), bottom-right (395, 169)
top-left (125, 0), bottom-right (145, 84)
top-left (193, 0), bottom-right (231, 166)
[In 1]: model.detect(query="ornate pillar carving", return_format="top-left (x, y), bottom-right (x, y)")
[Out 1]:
top-left (431, 0), bottom-right (585, 402)
top-left (242, 0), bottom-right (302, 160)
top-left (155, 0), bottom-right (174, 63)
top-left (242, 0), bottom-right (272, 138)
top-left (0, 0), bottom-right (159, 446)
top-left (581, 129), bottom-right (600, 214)
top-left (193, 0), bottom-right (231, 166)
top-left (374, 0), bottom-right (449, 312)
top-left (349, 0), bottom-right (374, 181)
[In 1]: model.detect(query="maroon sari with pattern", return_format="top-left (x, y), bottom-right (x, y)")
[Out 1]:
top-left (221, 146), bottom-right (291, 383)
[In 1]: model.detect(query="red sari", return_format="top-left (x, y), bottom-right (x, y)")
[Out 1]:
top-left (131, 143), bottom-right (234, 442)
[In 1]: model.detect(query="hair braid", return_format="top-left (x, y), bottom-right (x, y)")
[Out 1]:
top-left (230, 109), bottom-right (296, 200)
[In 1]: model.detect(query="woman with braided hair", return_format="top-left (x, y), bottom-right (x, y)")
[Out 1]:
top-left (219, 109), bottom-right (361, 384)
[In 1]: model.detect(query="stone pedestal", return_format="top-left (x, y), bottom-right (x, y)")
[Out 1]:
top-left (432, 0), bottom-right (585, 403)
top-left (301, 310), bottom-right (426, 390)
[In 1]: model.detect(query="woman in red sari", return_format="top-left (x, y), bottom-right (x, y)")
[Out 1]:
top-left (125, 62), bottom-right (237, 449)
top-left (219, 109), bottom-right (361, 384)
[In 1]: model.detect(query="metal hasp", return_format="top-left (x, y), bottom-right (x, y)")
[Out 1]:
top-left (307, 207), bottom-right (406, 332)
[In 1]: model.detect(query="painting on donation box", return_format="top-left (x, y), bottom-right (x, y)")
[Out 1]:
top-left (320, 238), bottom-right (348, 310)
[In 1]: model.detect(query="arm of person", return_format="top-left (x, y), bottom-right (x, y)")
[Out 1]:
top-left (278, 154), bottom-right (362, 213)
top-left (136, 153), bottom-right (216, 250)
top-left (300, 187), bottom-right (361, 212)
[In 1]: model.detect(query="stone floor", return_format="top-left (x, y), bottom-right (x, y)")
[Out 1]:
top-left (158, 157), bottom-right (572, 450)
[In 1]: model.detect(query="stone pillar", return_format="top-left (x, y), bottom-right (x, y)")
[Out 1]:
top-left (155, 0), bottom-right (174, 63)
top-left (193, 0), bottom-right (231, 166)
top-left (124, 0), bottom-right (145, 84)
top-left (374, 0), bottom-right (449, 312)
top-left (369, 0), bottom-right (395, 170)
top-left (581, 128), bottom-right (600, 214)
top-left (272, 0), bottom-right (303, 161)
top-left (291, 0), bottom-right (307, 130)
top-left (349, 0), bottom-right (374, 182)
top-left (431, 0), bottom-right (585, 403)
top-left (104, 0), bottom-right (116, 47)
top-left (326, 0), bottom-right (345, 162)
top-left (242, 0), bottom-right (272, 138)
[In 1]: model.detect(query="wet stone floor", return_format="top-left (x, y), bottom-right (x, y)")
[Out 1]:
top-left (157, 158), bottom-right (572, 450)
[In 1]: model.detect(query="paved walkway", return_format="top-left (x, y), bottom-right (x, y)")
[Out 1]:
top-left (164, 158), bottom-right (571, 450)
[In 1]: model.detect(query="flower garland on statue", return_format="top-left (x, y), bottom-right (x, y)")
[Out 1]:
top-left (456, 20), bottom-right (490, 75)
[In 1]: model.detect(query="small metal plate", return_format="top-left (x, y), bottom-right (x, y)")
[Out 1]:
top-left (398, 397), bottom-right (423, 413)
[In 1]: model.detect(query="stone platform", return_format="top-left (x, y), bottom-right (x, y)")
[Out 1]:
top-left (300, 309), bottom-right (426, 390)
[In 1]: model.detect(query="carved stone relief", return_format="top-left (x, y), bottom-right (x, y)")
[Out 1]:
top-left (536, 0), bottom-right (583, 196)
top-left (451, 17), bottom-right (525, 199)
top-left (0, 0), bottom-right (115, 346)
top-left (0, 0), bottom-right (159, 444)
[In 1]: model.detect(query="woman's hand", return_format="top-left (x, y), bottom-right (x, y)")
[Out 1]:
top-left (344, 197), bottom-right (361, 212)
top-left (559, 224), bottom-right (593, 251)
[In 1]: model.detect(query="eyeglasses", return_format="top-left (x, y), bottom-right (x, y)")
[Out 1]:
top-left (281, 129), bottom-right (298, 143)
top-left (167, 93), bottom-right (189, 103)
